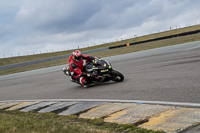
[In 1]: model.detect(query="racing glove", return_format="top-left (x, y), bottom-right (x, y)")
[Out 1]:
top-left (62, 67), bottom-right (66, 72)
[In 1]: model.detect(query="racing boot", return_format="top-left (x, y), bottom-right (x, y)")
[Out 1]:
top-left (82, 80), bottom-right (88, 88)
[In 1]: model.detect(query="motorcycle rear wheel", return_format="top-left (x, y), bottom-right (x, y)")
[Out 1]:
top-left (111, 70), bottom-right (124, 82)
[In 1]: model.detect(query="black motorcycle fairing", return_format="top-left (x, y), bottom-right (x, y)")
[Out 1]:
top-left (84, 59), bottom-right (110, 71)
top-left (82, 58), bottom-right (112, 83)
top-left (83, 61), bottom-right (93, 72)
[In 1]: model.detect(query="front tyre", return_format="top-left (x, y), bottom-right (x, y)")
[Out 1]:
top-left (111, 70), bottom-right (124, 82)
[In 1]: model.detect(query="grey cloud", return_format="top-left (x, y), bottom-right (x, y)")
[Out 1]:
top-left (0, 24), bottom-right (15, 41)
top-left (152, 0), bottom-right (200, 23)
top-left (15, 0), bottom-right (104, 33)
top-left (14, 0), bottom-right (167, 34)
top-left (10, 0), bottom-right (200, 38)
top-left (15, 0), bottom-right (147, 33)
top-left (1, 0), bottom-right (200, 58)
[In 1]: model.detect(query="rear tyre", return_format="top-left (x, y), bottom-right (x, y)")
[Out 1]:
top-left (111, 70), bottom-right (124, 82)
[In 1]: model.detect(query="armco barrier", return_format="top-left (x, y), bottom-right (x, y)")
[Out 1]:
top-left (0, 47), bottom-right (109, 71)
top-left (109, 29), bottom-right (200, 49)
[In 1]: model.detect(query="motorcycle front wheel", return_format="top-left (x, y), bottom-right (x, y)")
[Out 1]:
top-left (111, 70), bottom-right (124, 82)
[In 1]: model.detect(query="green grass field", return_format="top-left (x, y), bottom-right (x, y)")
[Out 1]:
top-left (0, 110), bottom-right (164, 133)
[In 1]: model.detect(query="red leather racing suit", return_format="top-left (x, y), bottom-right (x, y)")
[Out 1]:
top-left (69, 54), bottom-right (95, 85)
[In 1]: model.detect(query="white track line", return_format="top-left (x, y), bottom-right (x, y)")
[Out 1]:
top-left (1, 99), bottom-right (200, 107)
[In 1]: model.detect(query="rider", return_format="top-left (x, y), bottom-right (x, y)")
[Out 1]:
top-left (63, 50), bottom-right (96, 87)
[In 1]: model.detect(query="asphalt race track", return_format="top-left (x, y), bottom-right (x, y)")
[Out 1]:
top-left (0, 41), bottom-right (200, 103)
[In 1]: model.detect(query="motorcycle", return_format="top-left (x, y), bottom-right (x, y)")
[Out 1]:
top-left (63, 58), bottom-right (124, 87)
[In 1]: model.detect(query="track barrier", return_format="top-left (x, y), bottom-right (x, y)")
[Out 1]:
top-left (109, 29), bottom-right (200, 49)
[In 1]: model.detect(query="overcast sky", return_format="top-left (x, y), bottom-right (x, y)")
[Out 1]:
top-left (0, 0), bottom-right (200, 58)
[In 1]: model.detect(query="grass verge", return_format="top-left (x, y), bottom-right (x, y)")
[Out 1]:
top-left (1, 24), bottom-right (200, 67)
top-left (0, 110), bottom-right (164, 133)
top-left (0, 32), bottom-right (200, 76)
